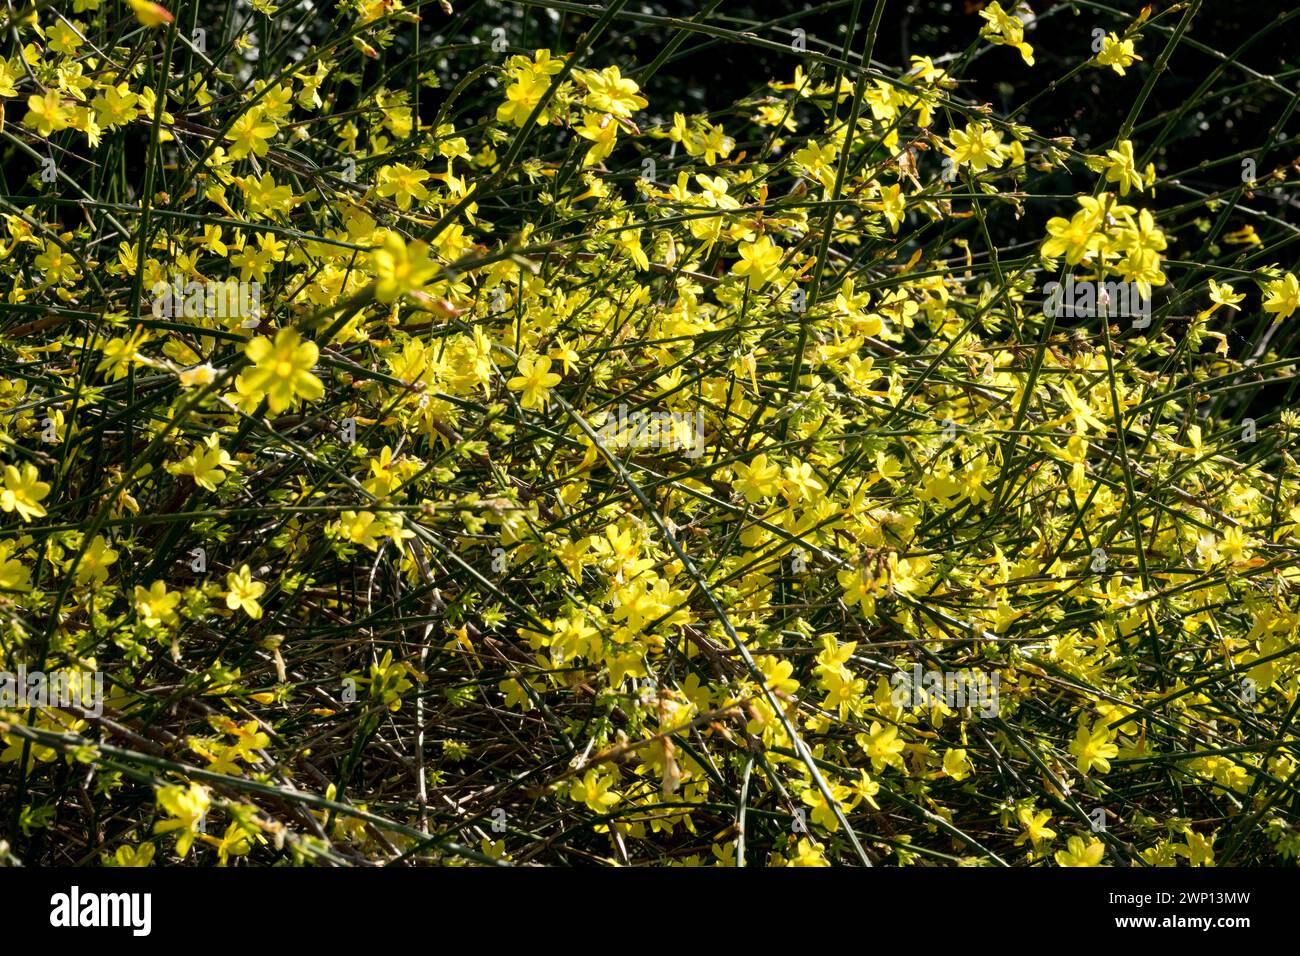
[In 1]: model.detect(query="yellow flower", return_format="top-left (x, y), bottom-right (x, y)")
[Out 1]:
top-left (507, 354), bottom-right (562, 410)
top-left (370, 232), bottom-right (437, 303)
top-left (548, 337), bottom-right (580, 374)
top-left (1069, 719), bottom-right (1118, 775)
top-left (1099, 140), bottom-right (1143, 196)
top-left (1041, 195), bottom-right (1109, 264)
top-left (108, 843), bottom-right (156, 867)
top-left (1, 463), bottom-right (50, 521)
top-left (732, 235), bottom-right (784, 289)
top-left (499, 677), bottom-right (534, 711)
top-left (0, 58), bottom-right (19, 98)
top-left (786, 837), bottom-right (830, 867)
top-left (236, 172), bottom-right (297, 218)
top-left (1055, 834), bottom-right (1105, 867)
top-left (91, 83), bottom-right (139, 129)
top-left (857, 720), bottom-right (906, 773)
top-left (34, 240), bottom-right (81, 286)
top-left (97, 329), bottom-right (150, 382)
top-left (1173, 829), bottom-right (1216, 867)
top-left (335, 510), bottom-right (411, 552)
top-left (732, 453), bottom-right (782, 503)
top-left (942, 748), bottom-right (972, 781)
top-left (1015, 808), bottom-right (1057, 849)
top-left (1199, 278), bottom-right (1245, 319)
top-left (127, 0), bottom-right (174, 28)
top-left (579, 65), bottom-right (646, 119)
top-left (179, 363), bottom-right (218, 388)
top-left (838, 565), bottom-right (879, 617)
top-left (793, 140), bottom-right (839, 190)
top-left (134, 580), bottom-right (181, 628)
top-left (76, 534), bottom-right (119, 586)
top-left (800, 782), bottom-right (854, 832)
top-left (226, 107), bottom-right (277, 160)
top-left (576, 111), bottom-right (619, 167)
top-left (166, 434), bottom-right (238, 491)
top-left (224, 564), bottom-right (266, 619)
top-left (948, 121), bottom-right (1010, 173)
top-left (47, 22), bottom-right (84, 56)
top-left (978, 1), bottom-right (1034, 66)
top-left (496, 69), bottom-right (552, 128)
top-left (1262, 272), bottom-right (1299, 323)
top-left (366, 650), bottom-right (413, 711)
top-left (0, 542), bottom-right (31, 591)
top-left (569, 768), bottom-right (620, 814)
top-left (23, 91), bottom-right (74, 137)
top-left (782, 460), bottom-right (825, 503)
top-left (236, 327), bottom-right (324, 413)
top-left (1094, 33), bottom-right (1141, 76)
top-left (851, 771), bottom-right (881, 810)
top-left (867, 182), bottom-right (907, 233)
top-left (695, 120), bottom-right (734, 165)
top-left (154, 783), bottom-right (210, 858)
top-left (376, 163), bottom-right (431, 211)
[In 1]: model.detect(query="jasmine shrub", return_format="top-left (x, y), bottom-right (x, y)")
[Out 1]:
top-left (1, 0), bottom-right (1299, 868)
